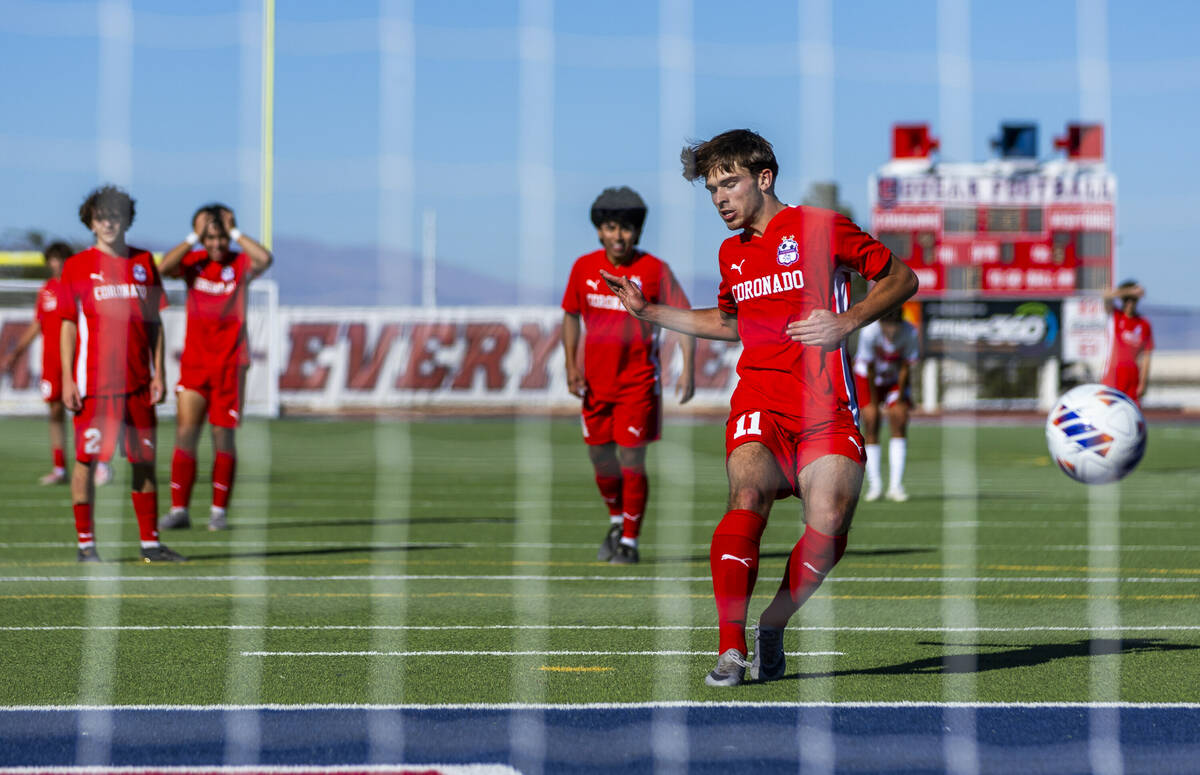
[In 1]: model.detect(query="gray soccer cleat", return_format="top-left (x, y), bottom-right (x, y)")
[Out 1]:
top-left (750, 624), bottom-right (786, 682)
top-left (610, 542), bottom-right (639, 565)
top-left (159, 508), bottom-right (191, 530)
top-left (140, 544), bottom-right (187, 563)
top-left (596, 523), bottom-right (622, 561)
top-left (208, 509), bottom-right (228, 531)
top-left (704, 648), bottom-right (749, 687)
top-left (77, 546), bottom-right (102, 563)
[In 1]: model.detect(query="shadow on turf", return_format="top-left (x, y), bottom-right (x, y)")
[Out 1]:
top-left (652, 547), bottom-right (933, 565)
top-left (789, 638), bottom-right (1199, 680)
top-left (227, 516), bottom-right (515, 531)
top-left (134, 543), bottom-right (467, 563)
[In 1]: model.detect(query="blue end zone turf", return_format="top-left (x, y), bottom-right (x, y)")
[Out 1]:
top-left (1, 704), bottom-right (1198, 773)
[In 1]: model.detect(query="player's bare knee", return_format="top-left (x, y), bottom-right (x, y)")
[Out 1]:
top-left (615, 445), bottom-right (646, 470)
top-left (131, 463), bottom-right (156, 491)
top-left (586, 443), bottom-right (616, 466)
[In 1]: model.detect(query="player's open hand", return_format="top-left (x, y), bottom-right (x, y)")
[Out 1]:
top-left (566, 365), bottom-right (587, 399)
top-left (598, 270), bottom-right (648, 317)
top-left (193, 210), bottom-right (213, 238)
top-left (62, 380), bottom-right (82, 413)
top-left (676, 372), bottom-right (695, 405)
top-left (220, 207), bottom-right (237, 235)
top-left (150, 375), bottom-right (166, 405)
top-left (786, 309), bottom-right (850, 351)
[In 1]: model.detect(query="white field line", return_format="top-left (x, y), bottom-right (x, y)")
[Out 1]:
top-left (3, 574), bottom-right (1198, 584)
top-left (4, 540), bottom-right (1200, 552)
top-left (3, 624), bottom-right (1200, 633)
top-left (239, 650), bottom-right (844, 657)
top-left (1, 701), bottom-right (1198, 711)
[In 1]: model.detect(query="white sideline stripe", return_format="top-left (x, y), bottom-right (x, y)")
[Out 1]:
top-left (3, 624), bottom-right (1199, 633)
top-left (2, 701), bottom-right (1198, 711)
top-left (4, 574), bottom-right (1198, 584)
top-left (240, 650), bottom-right (844, 657)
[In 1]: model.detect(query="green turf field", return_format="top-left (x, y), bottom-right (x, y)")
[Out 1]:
top-left (0, 416), bottom-right (1197, 706)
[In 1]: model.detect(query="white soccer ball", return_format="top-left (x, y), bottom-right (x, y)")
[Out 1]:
top-left (1045, 383), bottom-right (1147, 484)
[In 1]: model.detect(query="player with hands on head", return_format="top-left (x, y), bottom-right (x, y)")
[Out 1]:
top-left (158, 203), bottom-right (273, 531)
top-left (853, 307), bottom-right (920, 502)
top-left (562, 186), bottom-right (696, 565)
top-left (603, 129), bottom-right (917, 686)
top-left (58, 185), bottom-right (182, 563)
top-left (1, 241), bottom-right (74, 485)
top-left (1101, 279), bottom-right (1152, 406)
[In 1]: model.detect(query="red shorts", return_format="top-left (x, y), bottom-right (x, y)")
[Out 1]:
top-left (580, 389), bottom-right (661, 448)
top-left (1103, 365), bottom-right (1140, 407)
top-left (177, 362), bottom-right (244, 428)
top-left (854, 375), bottom-right (911, 408)
top-left (725, 406), bottom-right (865, 499)
top-left (40, 352), bottom-right (61, 403)
top-left (73, 389), bottom-right (157, 465)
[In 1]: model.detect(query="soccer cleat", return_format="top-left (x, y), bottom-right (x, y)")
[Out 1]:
top-left (208, 509), bottom-right (228, 531)
top-left (93, 462), bottom-right (113, 487)
top-left (863, 483), bottom-right (882, 502)
top-left (39, 470), bottom-right (67, 486)
top-left (77, 546), bottom-right (102, 563)
top-left (704, 648), bottom-right (749, 687)
top-left (610, 543), bottom-right (639, 565)
top-left (140, 544), bottom-right (187, 563)
top-left (750, 624), bottom-right (786, 682)
top-left (596, 523), bottom-right (622, 561)
top-left (159, 508), bottom-right (191, 530)
top-left (886, 486), bottom-right (909, 503)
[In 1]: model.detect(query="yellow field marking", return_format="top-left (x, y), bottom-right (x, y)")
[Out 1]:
top-left (536, 666), bottom-right (613, 673)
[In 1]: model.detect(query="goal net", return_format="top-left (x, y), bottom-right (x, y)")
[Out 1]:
top-left (0, 277), bottom-right (280, 417)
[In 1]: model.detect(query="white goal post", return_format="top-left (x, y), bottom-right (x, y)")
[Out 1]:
top-left (0, 278), bottom-right (280, 418)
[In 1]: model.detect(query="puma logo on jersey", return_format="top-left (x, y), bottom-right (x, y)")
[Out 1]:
top-left (89, 272), bottom-right (104, 282)
top-left (721, 554), bottom-right (753, 567)
top-left (586, 279), bottom-right (600, 290)
top-left (626, 425), bottom-right (643, 438)
top-left (730, 260), bottom-right (746, 275)
top-left (848, 436), bottom-right (863, 455)
top-left (802, 561), bottom-right (827, 577)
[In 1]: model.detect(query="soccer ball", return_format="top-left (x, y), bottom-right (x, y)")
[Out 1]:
top-left (1045, 383), bottom-right (1146, 484)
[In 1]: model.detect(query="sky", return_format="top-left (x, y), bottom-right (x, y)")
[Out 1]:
top-left (2, 0), bottom-right (1198, 307)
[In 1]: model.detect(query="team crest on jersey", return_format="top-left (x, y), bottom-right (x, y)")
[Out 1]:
top-left (132, 264), bottom-right (147, 283)
top-left (221, 265), bottom-right (235, 282)
top-left (776, 235), bottom-right (799, 266)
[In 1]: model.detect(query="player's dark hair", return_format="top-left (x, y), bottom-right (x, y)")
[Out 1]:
top-left (590, 187), bottom-right (647, 233)
top-left (192, 202), bottom-right (231, 232)
top-left (681, 129), bottom-right (779, 184)
top-left (42, 241), bottom-right (74, 263)
top-left (1117, 278), bottom-right (1139, 290)
top-left (78, 185), bottom-right (135, 229)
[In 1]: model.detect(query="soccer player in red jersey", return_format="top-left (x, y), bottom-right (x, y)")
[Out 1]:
top-left (562, 187), bottom-right (695, 565)
top-left (157, 204), bottom-right (273, 531)
top-left (853, 307), bottom-right (921, 502)
top-left (1, 242), bottom-right (73, 485)
top-left (57, 185), bottom-right (183, 563)
top-left (602, 130), bottom-right (917, 685)
top-left (1101, 279), bottom-right (1153, 406)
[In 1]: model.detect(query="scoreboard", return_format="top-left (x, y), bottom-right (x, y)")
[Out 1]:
top-left (870, 123), bottom-right (1114, 298)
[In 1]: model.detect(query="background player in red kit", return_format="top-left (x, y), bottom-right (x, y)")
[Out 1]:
top-left (57, 185), bottom-right (183, 563)
top-left (1, 241), bottom-right (74, 485)
top-left (158, 204), bottom-right (273, 531)
top-left (853, 307), bottom-right (920, 502)
top-left (603, 130), bottom-right (917, 685)
top-left (562, 187), bottom-right (695, 565)
top-left (1102, 279), bottom-right (1153, 406)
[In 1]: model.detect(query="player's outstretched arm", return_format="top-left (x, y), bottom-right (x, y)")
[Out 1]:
top-left (222, 208), bottom-right (273, 278)
top-left (787, 258), bottom-right (918, 350)
top-left (676, 332), bottom-right (696, 404)
top-left (599, 269), bottom-right (738, 341)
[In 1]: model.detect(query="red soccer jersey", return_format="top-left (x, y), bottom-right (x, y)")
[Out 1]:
top-left (562, 249), bottom-right (691, 401)
top-left (56, 247), bottom-right (166, 397)
top-left (35, 277), bottom-right (65, 379)
top-left (716, 206), bottom-right (893, 429)
top-left (178, 250), bottom-right (253, 369)
top-left (1103, 308), bottom-right (1153, 378)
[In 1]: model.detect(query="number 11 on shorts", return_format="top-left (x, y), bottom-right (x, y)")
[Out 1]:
top-left (733, 411), bottom-right (762, 439)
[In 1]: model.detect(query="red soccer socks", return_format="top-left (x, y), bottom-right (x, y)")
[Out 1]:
top-left (170, 449), bottom-right (197, 510)
top-left (710, 509), bottom-right (768, 655)
top-left (212, 452), bottom-right (236, 510)
top-left (620, 467), bottom-right (648, 541)
top-left (73, 503), bottom-right (94, 548)
top-left (593, 459), bottom-right (623, 519)
top-left (759, 525), bottom-right (848, 629)
top-left (131, 491), bottom-right (159, 546)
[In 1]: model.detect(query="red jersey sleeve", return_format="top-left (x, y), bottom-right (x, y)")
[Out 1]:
top-left (54, 263), bottom-right (80, 324)
top-left (833, 213), bottom-right (892, 280)
top-left (561, 260), bottom-right (582, 315)
top-left (1144, 321), bottom-right (1154, 352)
top-left (657, 263), bottom-right (691, 309)
top-left (716, 239), bottom-right (738, 316)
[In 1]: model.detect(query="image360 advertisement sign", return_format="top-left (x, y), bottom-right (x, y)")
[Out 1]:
top-left (921, 299), bottom-right (1063, 360)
